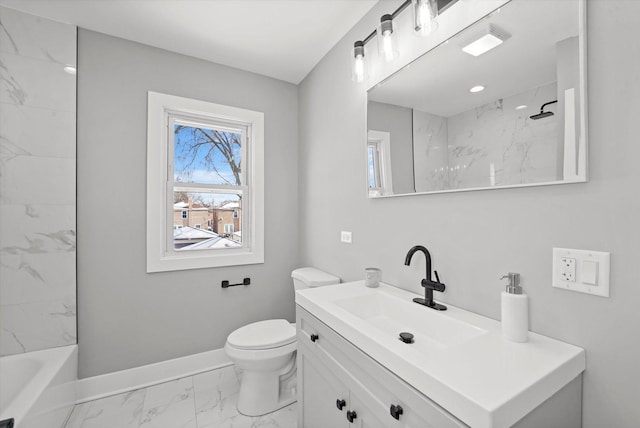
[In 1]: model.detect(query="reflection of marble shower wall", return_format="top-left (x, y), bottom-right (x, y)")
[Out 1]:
top-left (447, 83), bottom-right (559, 189)
top-left (412, 110), bottom-right (449, 192)
top-left (0, 7), bottom-right (77, 356)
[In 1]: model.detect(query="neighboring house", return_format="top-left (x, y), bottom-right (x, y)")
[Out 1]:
top-left (173, 199), bottom-right (210, 230)
top-left (210, 200), bottom-right (242, 239)
top-left (173, 226), bottom-right (219, 249)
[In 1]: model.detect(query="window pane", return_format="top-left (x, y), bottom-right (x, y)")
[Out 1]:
top-left (174, 123), bottom-right (242, 185)
top-left (173, 191), bottom-right (242, 251)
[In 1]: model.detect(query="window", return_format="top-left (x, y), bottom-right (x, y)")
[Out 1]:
top-left (367, 130), bottom-right (394, 197)
top-left (147, 92), bottom-right (264, 272)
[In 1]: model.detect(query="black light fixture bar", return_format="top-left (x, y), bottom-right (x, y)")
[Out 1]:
top-left (356, 0), bottom-right (458, 47)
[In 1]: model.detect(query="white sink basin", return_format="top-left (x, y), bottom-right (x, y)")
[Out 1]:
top-left (333, 292), bottom-right (486, 351)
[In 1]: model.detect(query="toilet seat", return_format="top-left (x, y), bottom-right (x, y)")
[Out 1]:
top-left (227, 319), bottom-right (296, 350)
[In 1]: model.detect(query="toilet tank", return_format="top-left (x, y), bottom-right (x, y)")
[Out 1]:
top-left (291, 267), bottom-right (340, 290)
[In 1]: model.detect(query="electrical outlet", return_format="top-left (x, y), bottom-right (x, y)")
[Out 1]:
top-left (552, 248), bottom-right (610, 297)
top-left (559, 257), bottom-right (576, 282)
top-left (340, 231), bottom-right (352, 244)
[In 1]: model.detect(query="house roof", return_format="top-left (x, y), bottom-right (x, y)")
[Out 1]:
top-left (173, 226), bottom-right (218, 241)
top-left (179, 236), bottom-right (242, 250)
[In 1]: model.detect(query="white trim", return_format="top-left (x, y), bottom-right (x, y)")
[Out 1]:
top-left (76, 348), bottom-right (231, 403)
top-left (147, 91), bottom-right (264, 272)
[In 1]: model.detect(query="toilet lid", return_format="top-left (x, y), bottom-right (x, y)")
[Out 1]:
top-left (227, 319), bottom-right (296, 350)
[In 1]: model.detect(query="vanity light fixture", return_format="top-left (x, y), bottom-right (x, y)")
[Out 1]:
top-left (63, 65), bottom-right (77, 75)
top-left (469, 85), bottom-right (485, 93)
top-left (378, 14), bottom-right (399, 62)
top-left (461, 24), bottom-right (510, 57)
top-left (412, 0), bottom-right (438, 37)
top-left (350, 0), bottom-right (459, 83)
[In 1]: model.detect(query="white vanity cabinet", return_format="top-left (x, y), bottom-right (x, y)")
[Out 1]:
top-left (297, 306), bottom-right (466, 428)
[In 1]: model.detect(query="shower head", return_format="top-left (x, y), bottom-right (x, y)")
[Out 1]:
top-left (530, 111), bottom-right (555, 120)
top-left (530, 99), bottom-right (558, 120)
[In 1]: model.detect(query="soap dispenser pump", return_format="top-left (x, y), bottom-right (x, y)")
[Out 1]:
top-left (500, 273), bottom-right (528, 342)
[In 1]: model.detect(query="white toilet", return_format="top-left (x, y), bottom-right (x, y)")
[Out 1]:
top-left (224, 267), bottom-right (340, 416)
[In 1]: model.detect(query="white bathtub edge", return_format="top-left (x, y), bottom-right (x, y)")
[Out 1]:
top-left (76, 348), bottom-right (231, 403)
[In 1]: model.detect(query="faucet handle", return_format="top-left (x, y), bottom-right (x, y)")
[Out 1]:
top-left (434, 270), bottom-right (441, 283)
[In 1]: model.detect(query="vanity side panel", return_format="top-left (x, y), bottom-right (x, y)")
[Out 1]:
top-left (512, 374), bottom-right (582, 428)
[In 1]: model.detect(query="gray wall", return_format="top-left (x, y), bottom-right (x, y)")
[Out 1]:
top-left (77, 30), bottom-right (299, 377)
top-left (367, 101), bottom-right (415, 194)
top-left (298, 1), bottom-right (640, 427)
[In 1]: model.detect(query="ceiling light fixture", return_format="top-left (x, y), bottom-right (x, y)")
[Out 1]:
top-left (469, 85), bottom-right (485, 93)
top-left (412, 0), bottom-right (438, 37)
top-left (462, 25), bottom-right (510, 57)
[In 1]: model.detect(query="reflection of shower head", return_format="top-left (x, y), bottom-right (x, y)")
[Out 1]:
top-left (530, 100), bottom-right (558, 120)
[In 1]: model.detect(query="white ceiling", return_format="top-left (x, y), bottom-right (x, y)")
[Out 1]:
top-left (0, 0), bottom-right (378, 84)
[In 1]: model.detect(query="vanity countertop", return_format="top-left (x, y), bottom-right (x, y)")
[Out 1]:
top-left (295, 281), bottom-right (585, 428)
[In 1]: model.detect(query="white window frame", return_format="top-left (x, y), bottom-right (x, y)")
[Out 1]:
top-left (147, 92), bottom-right (264, 272)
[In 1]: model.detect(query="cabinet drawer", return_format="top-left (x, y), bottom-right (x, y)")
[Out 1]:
top-left (297, 306), bottom-right (467, 428)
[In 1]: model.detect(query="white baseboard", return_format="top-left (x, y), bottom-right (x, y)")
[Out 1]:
top-left (76, 348), bottom-right (232, 403)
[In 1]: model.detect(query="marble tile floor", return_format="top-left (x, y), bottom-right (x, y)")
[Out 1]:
top-left (64, 365), bottom-right (296, 428)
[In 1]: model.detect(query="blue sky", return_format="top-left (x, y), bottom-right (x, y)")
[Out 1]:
top-left (173, 124), bottom-right (242, 186)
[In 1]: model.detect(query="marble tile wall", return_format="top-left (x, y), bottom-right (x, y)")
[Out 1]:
top-left (0, 6), bottom-right (77, 356)
top-left (446, 82), bottom-right (559, 189)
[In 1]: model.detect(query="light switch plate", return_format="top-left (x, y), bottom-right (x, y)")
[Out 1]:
top-left (552, 248), bottom-right (610, 297)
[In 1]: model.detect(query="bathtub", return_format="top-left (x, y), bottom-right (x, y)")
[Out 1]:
top-left (0, 345), bottom-right (77, 428)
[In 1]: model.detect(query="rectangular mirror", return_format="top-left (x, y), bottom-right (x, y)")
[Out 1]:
top-left (367, 0), bottom-right (587, 197)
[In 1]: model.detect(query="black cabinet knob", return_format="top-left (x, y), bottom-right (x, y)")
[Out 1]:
top-left (336, 398), bottom-right (346, 411)
top-left (346, 410), bottom-right (358, 423)
top-left (390, 404), bottom-right (404, 420)
top-left (310, 334), bottom-right (319, 342)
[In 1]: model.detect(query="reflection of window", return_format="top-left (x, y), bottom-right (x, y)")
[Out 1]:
top-left (367, 130), bottom-right (393, 197)
top-left (224, 224), bottom-right (234, 234)
top-left (147, 92), bottom-right (264, 272)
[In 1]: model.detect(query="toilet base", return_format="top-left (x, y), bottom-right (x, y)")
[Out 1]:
top-left (236, 363), bottom-right (297, 416)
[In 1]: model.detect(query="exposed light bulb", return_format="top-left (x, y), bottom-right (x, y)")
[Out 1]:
top-left (382, 32), bottom-right (394, 62)
top-left (354, 55), bottom-right (365, 82)
top-left (352, 41), bottom-right (366, 82)
top-left (413, 0), bottom-right (437, 37)
top-left (378, 14), bottom-right (398, 63)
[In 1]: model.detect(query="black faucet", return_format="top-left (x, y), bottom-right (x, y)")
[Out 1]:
top-left (404, 245), bottom-right (447, 311)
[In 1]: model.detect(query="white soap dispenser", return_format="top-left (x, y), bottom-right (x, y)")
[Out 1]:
top-left (500, 273), bottom-right (528, 343)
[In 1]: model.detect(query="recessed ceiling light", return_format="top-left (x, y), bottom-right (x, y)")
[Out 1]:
top-left (515, 104), bottom-right (527, 110)
top-left (469, 85), bottom-right (485, 93)
top-left (462, 25), bottom-right (510, 57)
top-left (63, 65), bottom-right (77, 75)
